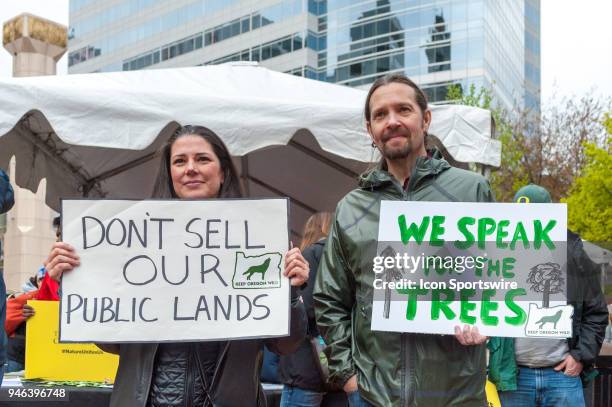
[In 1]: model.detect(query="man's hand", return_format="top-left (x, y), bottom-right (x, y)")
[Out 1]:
top-left (22, 304), bottom-right (35, 319)
top-left (454, 325), bottom-right (488, 346)
top-left (554, 354), bottom-right (583, 377)
top-left (343, 375), bottom-right (358, 393)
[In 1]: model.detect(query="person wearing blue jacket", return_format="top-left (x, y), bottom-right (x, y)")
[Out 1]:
top-left (0, 169), bottom-right (15, 385)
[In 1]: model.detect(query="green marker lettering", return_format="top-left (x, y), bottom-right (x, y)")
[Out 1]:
top-left (477, 217), bottom-right (497, 249)
top-left (455, 217), bottom-right (475, 249)
top-left (397, 288), bottom-right (429, 320)
top-left (510, 222), bottom-right (529, 249)
top-left (480, 289), bottom-right (499, 326)
top-left (398, 215), bottom-right (430, 245)
top-left (496, 220), bottom-right (510, 249)
top-left (430, 216), bottom-right (446, 246)
top-left (534, 220), bottom-right (557, 249)
top-left (431, 289), bottom-right (456, 320)
top-left (504, 288), bottom-right (527, 326)
top-left (459, 289), bottom-right (477, 324)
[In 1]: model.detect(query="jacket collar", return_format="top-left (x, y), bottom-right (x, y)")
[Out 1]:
top-left (358, 148), bottom-right (451, 191)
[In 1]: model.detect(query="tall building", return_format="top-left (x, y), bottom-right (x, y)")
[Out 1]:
top-left (68, 0), bottom-right (540, 113)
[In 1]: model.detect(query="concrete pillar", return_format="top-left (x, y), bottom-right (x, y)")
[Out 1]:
top-left (3, 13), bottom-right (67, 77)
top-left (2, 13), bottom-right (67, 292)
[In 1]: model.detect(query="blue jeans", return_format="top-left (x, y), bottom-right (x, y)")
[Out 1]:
top-left (5, 359), bottom-right (24, 373)
top-left (347, 390), bottom-right (374, 407)
top-left (498, 366), bottom-right (585, 407)
top-left (280, 386), bottom-right (324, 407)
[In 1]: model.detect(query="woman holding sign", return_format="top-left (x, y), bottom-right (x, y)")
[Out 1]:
top-left (45, 125), bottom-right (309, 407)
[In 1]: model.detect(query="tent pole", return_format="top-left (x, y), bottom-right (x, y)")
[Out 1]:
top-left (241, 155), bottom-right (250, 197)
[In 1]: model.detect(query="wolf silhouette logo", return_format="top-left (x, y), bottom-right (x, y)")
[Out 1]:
top-left (242, 258), bottom-right (271, 280)
top-left (535, 309), bottom-right (563, 329)
top-left (524, 303), bottom-right (573, 338)
top-left (232, 252), bottom-right (282, 289)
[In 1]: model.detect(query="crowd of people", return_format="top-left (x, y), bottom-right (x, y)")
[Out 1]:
top-left (0, 74), bottom-right (610, 407)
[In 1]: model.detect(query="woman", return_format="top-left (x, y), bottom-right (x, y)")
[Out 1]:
top-left (279, 212), bottom-right (347, 407)
top-left (44, 125), bottom-right (309, 407)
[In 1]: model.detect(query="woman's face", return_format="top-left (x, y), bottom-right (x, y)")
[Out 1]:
top-left (170, 135), bottom-right (224, 199)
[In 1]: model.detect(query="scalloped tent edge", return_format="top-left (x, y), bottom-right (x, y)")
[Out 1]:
top-left (0, 64), bottom-right (500, 236)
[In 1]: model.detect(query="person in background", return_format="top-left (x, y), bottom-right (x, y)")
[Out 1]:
top-left (4, 269), bottom-right (43, 373)
top-left (0, 168), bottom-right (15, 385)
top-left (489, 184), bottom-right (609, 407)
top-left (261, 345), bottom-right (281, 384)
top-left (279, 212), bottom-right (347, 407)
top-left (37, 217), bottom-right (62, 301)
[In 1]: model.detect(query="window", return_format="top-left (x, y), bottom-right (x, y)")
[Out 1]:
top-left (293, 35), bottom-right (303, 51)
top-left (252, 14), bottom-right (261, 29)
top-left (241, 17), bottom-right (250, 33)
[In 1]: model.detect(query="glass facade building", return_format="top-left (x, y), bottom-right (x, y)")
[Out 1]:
top-left (68, 0), bottom-right (540, 112)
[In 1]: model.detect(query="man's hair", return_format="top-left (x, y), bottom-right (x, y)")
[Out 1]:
top-left (364, 73), bottom-right (429, 122)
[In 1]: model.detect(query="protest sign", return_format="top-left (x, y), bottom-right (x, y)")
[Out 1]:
top-left (59, 199), bottom-right (289, 342)
top-left (25, 300), bottom-right (119, 382)
top-left (371, 201), bottom-right (570, 338)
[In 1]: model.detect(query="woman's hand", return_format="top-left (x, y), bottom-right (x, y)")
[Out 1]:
top-left (43, 242), bottom-right (80, 282)
top-left (283, 247), bottom-right (309, 286)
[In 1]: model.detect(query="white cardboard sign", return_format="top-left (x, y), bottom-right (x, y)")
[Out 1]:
top-left (59, 199), bottom-right (290, 343)
top-left (371, 201), bottom-right (570, 338)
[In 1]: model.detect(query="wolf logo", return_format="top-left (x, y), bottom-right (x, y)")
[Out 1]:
top-left (242, 258), bottom-right (271, 280)
top-left (535, 309), bottom-right (563, 329)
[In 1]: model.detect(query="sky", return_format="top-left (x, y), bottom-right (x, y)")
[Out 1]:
top-left (0, 0), bottom-right (610, 105)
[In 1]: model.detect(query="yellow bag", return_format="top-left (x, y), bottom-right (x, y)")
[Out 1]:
top-left (25, 300), bottom-right (119, 382)
top-left (485, 379), bottom-right (501, 407)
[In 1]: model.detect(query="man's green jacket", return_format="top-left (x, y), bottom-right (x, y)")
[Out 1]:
top-left (314, 150), bottom-right (494, 407)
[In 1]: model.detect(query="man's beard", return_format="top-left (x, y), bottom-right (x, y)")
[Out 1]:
top-left (380, 129), bottom-right (414, 160)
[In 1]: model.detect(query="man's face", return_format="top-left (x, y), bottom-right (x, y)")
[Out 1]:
top-left (366, 82), bottom-right (431, 161)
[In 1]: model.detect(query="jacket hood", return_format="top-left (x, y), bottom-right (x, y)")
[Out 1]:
top-left (358, 148), bottom-right (451, 190)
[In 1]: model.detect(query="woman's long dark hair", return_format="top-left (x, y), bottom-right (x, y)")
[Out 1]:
top-left (152, 125), bottom-right (243, 198)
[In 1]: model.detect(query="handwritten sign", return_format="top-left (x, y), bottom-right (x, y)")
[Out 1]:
top-left (59, 199), bottom-right (289, 342)
top-left (371, 202), bottom-right (570, 338)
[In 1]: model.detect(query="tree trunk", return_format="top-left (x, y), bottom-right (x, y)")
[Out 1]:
top-left (543, 280), bottom-right (551, 308)
top-left (383, 273), bottom-right (391, 319)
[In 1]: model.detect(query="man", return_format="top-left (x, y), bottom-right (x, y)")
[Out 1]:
top-left (0, 169), bottom-right (15, 385)
top-left (313, 74), bottom-right (494, 407)
top-left (489, 184), bottom-right (608, 407)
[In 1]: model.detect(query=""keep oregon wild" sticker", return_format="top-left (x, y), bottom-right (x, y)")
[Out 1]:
top-left (232, 252), bottom-right (282, 289)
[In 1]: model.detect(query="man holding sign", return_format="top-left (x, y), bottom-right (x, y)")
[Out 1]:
top-left (314, 74), bottom-right (494, 407)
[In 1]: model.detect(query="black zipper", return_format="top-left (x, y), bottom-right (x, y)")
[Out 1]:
top-left (399, 157), bottom-right (423, 406)
top-left (185, 344), bottom-right (194, 407)
top-left (209, 341), bottom-right (230, 398)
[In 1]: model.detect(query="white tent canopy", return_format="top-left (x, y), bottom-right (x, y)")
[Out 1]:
top-left (0, 63), bottom-right (500, 237)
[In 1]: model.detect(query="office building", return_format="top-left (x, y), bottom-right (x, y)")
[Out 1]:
top-left (68, 0), bottom-right (540, 113)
